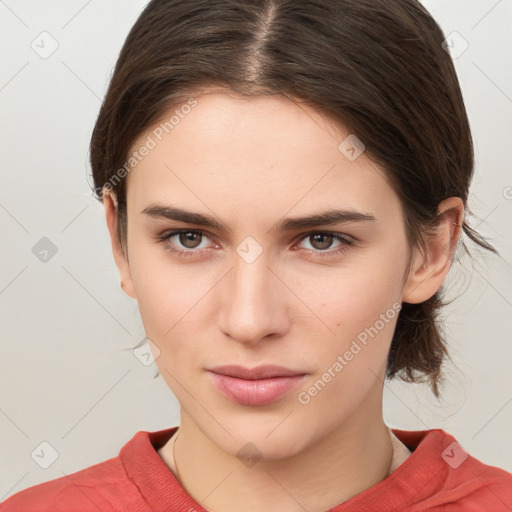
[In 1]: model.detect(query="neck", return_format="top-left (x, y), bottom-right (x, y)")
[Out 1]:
top-left (159, 387), bottom-right (402, 512)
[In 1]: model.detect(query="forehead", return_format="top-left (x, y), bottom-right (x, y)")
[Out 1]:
top-left (125, 89), bottom-right (401, 222)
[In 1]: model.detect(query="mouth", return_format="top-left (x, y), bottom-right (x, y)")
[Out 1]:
top-left (207, 365), bottom-right (307, 406)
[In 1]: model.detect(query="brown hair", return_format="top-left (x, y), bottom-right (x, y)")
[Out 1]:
top-left (89, 0), bottom-right (497, 397)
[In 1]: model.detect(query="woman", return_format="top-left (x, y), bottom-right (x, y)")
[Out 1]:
top-left (2, 0), bottom-right (511, 510)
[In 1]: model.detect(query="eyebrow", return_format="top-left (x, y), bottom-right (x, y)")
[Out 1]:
top-left (140, 204), bottom-right (376, 232)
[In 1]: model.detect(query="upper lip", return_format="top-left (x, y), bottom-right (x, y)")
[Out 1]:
top-left (208, 365), bottom-right (306, 380)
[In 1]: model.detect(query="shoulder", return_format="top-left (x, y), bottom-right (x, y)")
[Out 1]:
top-left (0, 434), bottom-right (160, 512)
top-left (449, 447), bottom-right (512, 510)
top-left (394, 428), bottom-right (512, 510)
top-left (0, 428), bottom-right (176, 511)
top-left (0, 456), bottom-right (130, 512)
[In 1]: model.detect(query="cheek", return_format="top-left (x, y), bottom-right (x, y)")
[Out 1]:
top-left (129, 232), bottom-right (196, 320)
top-left (293, 248), bottom-right (406, 339)
top-left (127, 242), bottom-right (219, 369)
top-left (293, 245), bottom-right (407, 384)
top-left (133, 270), bottom-right (208, 397)
top-left (294, 266), bottom-right (403, 428)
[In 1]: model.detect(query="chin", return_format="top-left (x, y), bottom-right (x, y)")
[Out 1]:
top-left (204, 413), bottom-right (316, 462)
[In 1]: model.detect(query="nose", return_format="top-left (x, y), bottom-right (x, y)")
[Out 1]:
top-left (218, 249), bottom-right (290, 346)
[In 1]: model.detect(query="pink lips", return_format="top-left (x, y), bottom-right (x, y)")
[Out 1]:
top-left (208, 365), bottom-right (307, 406)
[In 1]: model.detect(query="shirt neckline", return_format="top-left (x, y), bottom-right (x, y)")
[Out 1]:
top-left (120, 426), bottom-right (450, 511)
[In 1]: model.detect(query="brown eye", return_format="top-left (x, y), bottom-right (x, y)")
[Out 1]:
top-left (178, 231), bottom-right (203, 249)
top-left (296, 231), bottom-right (353, 257)
top-left (156, 229), bottom-right (216, 258)
top-left (309, 233), bottom-right (334, 251)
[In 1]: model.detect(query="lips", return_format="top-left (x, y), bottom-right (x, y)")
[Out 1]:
top-left (207, 365), bottom-right (307, 406)
top-left (209, 364), bottom-right (305, 380)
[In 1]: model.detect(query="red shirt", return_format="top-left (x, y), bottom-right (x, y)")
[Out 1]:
top-left (2, 427), bottom-right (511, 511)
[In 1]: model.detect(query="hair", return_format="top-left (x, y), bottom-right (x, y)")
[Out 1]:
top-left (89, 0), bottom-right (498, 397)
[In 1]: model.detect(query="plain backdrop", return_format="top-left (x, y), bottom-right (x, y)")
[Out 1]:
top-left (1, 0), bottom-right (511, 501)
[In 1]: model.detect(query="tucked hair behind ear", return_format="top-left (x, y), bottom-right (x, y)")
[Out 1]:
top-left (89, 0), bottom-right (498, 397)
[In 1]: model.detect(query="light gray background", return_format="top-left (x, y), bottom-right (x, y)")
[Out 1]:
top-left (1, 0), bottom-right (511, 501)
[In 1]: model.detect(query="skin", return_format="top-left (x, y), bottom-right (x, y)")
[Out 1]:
top-left (103, 87), bottom-right (464, 512)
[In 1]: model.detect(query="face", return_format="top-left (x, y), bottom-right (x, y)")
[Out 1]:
top-left (109, 88), bottom-right (428, 459)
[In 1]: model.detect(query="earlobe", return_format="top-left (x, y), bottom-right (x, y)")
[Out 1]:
top-left (103, 189), bottom-right (137, 299)
top-left (402, 197), bottom-right (464, 304)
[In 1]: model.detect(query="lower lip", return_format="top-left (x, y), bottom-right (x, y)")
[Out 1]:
top-left (208, 372), bottom-right (306, 406)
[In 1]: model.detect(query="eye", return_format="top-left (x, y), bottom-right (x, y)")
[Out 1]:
top-left (295, 231), bottom-right (354, 257)
top-left (171, 231), bottom-right (205, 249)
top-left (156, 230), bottom-right (216, 257)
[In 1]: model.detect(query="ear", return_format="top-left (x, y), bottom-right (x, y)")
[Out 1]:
top-left (402, 197), bottom-right (464, 304)
top-left (103, 189), bottom-right (137, 299)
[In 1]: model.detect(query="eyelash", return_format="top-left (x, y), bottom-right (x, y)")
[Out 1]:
top-left (155, 229), bottom-right (354, 259)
